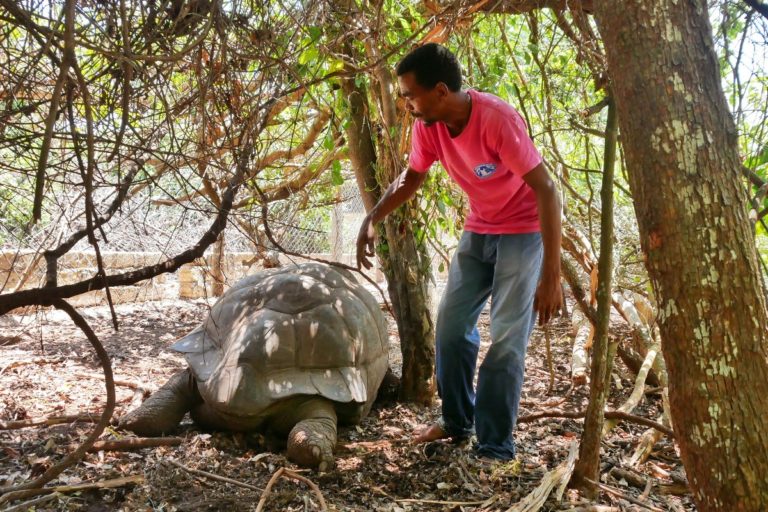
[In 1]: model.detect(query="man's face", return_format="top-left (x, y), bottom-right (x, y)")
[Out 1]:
top-left (397, 72), bottom-right (446, 126)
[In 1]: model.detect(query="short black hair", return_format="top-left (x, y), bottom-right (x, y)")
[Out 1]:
top-left (396, 43), bottom-right (462, 92)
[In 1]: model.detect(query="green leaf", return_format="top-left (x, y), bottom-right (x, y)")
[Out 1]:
top-left (307, 26), bottom-right (322, 41)
top-left (323, 131), bottom-right (335, 151)
top-left (299, 47), bottom-right (319, 65)
top-left (331, 161), bottom-right (344, 186)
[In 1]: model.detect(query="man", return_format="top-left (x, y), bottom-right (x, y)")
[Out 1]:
top-left (356, 43), bottom-right (562, 461)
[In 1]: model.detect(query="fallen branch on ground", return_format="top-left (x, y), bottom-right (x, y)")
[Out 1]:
top-left (610, 467), bottom-right (689, 496)
top-left (517, 409), bottom-right (674, 438)
top-left (603, 343), bottom-right (659, 436)
top-left (0, 413), bottom-right (102, 430)
top-left (569, 307), bottom-right (591, 386)
top-left (583, 477), bottom-right (664, 512)
top-left (0, 475), bottom-right (142, 504)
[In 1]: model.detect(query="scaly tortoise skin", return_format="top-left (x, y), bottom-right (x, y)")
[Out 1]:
top-left (120, 262), bottom-right (389, 470)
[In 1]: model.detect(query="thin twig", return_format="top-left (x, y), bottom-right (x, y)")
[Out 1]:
top-left (167, 459), bottom-right (263, 493)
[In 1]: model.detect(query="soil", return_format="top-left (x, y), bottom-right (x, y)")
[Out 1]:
top-left (0, 295), bottom-right (696, 511)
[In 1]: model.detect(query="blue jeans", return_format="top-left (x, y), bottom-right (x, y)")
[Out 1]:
top-left (435, 231), bottom-right (542, 460)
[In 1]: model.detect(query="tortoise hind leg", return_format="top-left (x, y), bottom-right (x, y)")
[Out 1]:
top-left (270, 397), bottom-right (338, 471)
top-left (119, 369), bottom-right (201, 436)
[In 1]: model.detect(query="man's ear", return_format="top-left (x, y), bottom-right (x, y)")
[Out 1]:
top-left (435, 82), bottom-right (450, 99)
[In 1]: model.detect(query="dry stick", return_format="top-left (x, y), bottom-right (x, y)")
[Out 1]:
top-left (517, 409), bottom-right (674, 438)
top-left (0, 299), bottom-right (115, 505)
top-left (87, 437), bottom-right (181, 452)
top-left (167, 459), bottom-right (263, 493)
top-left (609, 467), bottom-right (689, 497)
top-left (0, 413), bottom-right (100, 430)
top-left (255, 467), bottom-right (327, 512)
top-left (583, 478), bottom-right (664, 512)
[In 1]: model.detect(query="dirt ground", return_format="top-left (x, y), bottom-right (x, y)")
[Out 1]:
top-left (0, 294), bottom-right (696, 511)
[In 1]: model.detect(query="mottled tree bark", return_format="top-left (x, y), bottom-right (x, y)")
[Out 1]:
top-left (594, 1), bottom-right (768, 510)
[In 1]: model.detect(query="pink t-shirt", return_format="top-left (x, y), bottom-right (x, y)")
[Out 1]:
top-left (409, 89), bottom-right (542, 234)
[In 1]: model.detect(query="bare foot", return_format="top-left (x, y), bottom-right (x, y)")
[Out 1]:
top-left (413, 423), bottom-right (451, 444)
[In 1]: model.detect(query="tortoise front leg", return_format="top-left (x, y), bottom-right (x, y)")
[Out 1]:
top-left (119, 369), bottom-right (201, 436)
top-left (271, 397), bottom-right (338, 471)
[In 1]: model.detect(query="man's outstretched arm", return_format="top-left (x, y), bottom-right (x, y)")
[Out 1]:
top-left (356, 168), bottom-right (428, 269)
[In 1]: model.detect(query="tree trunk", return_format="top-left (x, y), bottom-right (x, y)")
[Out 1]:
top-left (571, 97), bottom-right (617, 494)
top-left (594, 2), bottom-right (768, 509)
top-left (381, 212), bottom-right (436, 403)
top-left (338, 42), bottom-right (436, 403)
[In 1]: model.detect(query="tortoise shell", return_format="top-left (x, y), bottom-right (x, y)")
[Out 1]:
top-left (172, 262), bottom-right (389, 422)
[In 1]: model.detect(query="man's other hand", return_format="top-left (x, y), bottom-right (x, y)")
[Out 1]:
top-left (534, 276), bottom-right (563, 325)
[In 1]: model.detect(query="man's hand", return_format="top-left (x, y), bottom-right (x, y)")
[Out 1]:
top-left (534, 275), bottom-right (562, 326)
top-left (356, 215), bottom-right (376, 269)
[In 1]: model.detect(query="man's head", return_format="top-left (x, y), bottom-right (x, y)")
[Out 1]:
top-left (396, 43), bottom-right (463, 126)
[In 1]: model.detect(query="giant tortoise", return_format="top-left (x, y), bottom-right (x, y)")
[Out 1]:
top-left (119, 262), bottom-right (389, 470)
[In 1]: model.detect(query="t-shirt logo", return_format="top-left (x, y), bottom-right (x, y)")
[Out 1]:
top-left (474, 163), bottom-right (497, 179)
